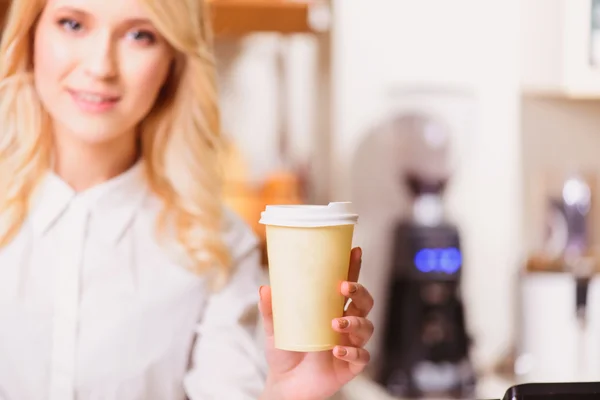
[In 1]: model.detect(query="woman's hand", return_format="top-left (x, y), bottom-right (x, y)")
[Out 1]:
top-left (258, 248), bottom-right (374, 400)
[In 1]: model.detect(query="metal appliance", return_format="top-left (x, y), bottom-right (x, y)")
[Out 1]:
top-left (375, 113), bottom-right (476, 399)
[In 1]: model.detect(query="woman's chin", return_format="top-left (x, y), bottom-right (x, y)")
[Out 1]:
top-left (53, 119), bottom-right (136, 148)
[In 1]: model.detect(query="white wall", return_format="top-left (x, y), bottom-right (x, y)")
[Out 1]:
top-left (332, 0), bottom-right (522, 371)
top-left (216, 0), bottom-right (524, 373)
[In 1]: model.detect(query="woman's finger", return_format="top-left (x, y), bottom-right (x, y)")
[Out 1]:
top-left (258, 285), bottom-right (274, 337)
top-left (346, 247), bottom-right (362, 283)
top-left (332, 316), bottom-right (374, 347)
top-left (333, 346), bottom-right (371, 374)
top-left (341, 281), bottom-right (374, 317)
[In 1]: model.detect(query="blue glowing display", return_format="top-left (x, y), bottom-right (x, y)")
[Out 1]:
top-left (414, 247), bottom-right (462, 274)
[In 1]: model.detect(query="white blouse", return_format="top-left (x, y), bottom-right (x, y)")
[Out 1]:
top-left (0, 162), bottom-right (269, 400)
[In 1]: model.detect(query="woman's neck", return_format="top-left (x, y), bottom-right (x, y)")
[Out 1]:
top-left (52, 132), bottom-right (139, 192)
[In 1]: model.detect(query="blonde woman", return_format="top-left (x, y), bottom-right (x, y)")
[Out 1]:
top-left (0, 0), bottom-right (375, 399)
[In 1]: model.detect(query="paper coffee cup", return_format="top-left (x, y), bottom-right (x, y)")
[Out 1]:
top-left (259, 202), bottom-right (359, 352)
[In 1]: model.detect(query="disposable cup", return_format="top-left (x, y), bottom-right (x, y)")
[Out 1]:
top-left (259, 202), bottom-right (359, 351)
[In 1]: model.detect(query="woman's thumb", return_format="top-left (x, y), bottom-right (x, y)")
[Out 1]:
top-left (258, 285), bottom-right (274, 337)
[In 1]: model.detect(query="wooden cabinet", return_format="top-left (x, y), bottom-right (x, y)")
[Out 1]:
top-left (207, 0), bottom-right (330, 36)
top-left (0, 0), bottom-right (9, 29)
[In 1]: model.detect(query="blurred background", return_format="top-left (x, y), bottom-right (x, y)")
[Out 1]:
top-left (0, 0), bottom-right (593, 398)
top-left (212, 0), bottom-right (600, 398)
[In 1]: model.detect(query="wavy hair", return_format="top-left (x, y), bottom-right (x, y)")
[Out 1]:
top-left (0, 0), bottom-right (231, 282)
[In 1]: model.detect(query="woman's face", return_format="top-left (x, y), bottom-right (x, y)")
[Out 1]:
top-left (33, 0), bottom-right (174, 146)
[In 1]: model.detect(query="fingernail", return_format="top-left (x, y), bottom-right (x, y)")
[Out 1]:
top-left (357, 247), bottom-right (363, 258)
top-left (258, 286), bottom-right (264, 300)
top-left (338, 318), bottom-right (350, 329)
top-left (336, 346), bottom-right (348, 357)
top-left (349, 283), bottom-right (358, 294)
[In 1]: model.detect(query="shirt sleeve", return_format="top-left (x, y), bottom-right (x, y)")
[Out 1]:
top-left (183, 210), bottom-right (269, 400)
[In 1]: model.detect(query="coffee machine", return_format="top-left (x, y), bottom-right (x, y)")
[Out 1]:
top-left (375, 113), bottom-right (476, 399)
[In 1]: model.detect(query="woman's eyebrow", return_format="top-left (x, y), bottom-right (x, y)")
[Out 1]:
top-left (53, 5), bottom-right (87, 17)
top-left (54, 6), bottom-right (153, 26)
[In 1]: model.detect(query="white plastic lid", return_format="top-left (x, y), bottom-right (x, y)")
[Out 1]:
top-left (259, 202), bottom-right (359, 227)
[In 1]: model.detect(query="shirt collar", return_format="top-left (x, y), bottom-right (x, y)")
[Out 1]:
top-left (30, 160), bottom-right (149, 243)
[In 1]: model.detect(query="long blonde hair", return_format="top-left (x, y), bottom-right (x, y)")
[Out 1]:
top-left (0, 0), bottom-right (231, 280)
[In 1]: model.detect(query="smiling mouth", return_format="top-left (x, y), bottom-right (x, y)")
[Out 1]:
top-left (68, 89), bottom-right (121, 112)
top-left (69, 90), bottom-right (121, 104)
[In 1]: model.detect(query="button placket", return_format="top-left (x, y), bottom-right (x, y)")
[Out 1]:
top-left (49, 200), bottom-right (89, 400)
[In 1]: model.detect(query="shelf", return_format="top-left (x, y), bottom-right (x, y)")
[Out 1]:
top-left (207, 0), bottom-right (329, 36)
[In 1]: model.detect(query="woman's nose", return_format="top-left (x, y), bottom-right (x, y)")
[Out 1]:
top-left (83, 34), bottom-right (118, 80)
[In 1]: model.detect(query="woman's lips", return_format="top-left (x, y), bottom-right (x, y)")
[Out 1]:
top-left (68, 89), bottom-right (121, 113)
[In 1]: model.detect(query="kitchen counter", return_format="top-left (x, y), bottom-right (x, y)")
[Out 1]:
top-left (337, 374), bottom-right (514, 400)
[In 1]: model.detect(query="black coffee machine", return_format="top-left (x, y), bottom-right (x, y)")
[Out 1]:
top-left (375, 114), bottom-right (476, 398)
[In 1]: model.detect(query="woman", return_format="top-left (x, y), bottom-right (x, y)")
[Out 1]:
top-left (0, 0), bottom-right (375, 399)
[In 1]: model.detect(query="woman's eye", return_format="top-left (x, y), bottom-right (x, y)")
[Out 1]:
top-left (58, 18), bottom-right (82, 32)
top-left (128, 30), bottom-right (156, 44)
